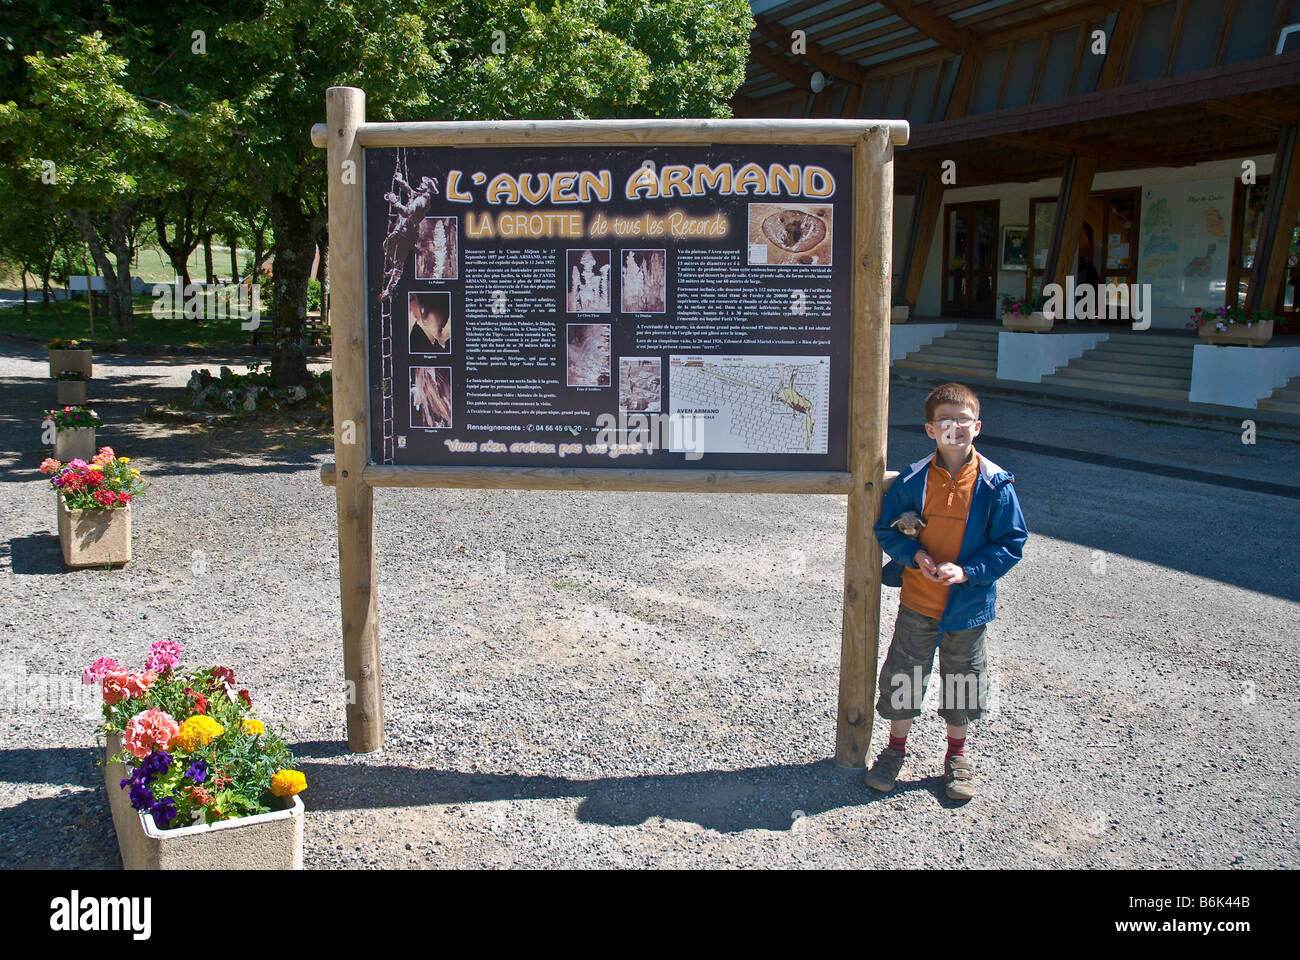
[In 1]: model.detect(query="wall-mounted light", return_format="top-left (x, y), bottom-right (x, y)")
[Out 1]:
top-left (810, 71), bottom-right (827, 94)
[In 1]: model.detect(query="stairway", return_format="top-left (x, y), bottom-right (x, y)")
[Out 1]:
top-left (1258, 377), bottom-right (1300, 415)
top-left (893, 326), bottom-right (999, 379)
top-left (1041, 331), bottom-right (1195, 402)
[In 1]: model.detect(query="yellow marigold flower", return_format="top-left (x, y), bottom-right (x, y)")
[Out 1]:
top-left (172, 714), bottom-right (224, 751)
top-left (88, 464), bottom-right (102, 471)
top-left (270, 769), bottom-right (307, 797)
top-left (242, 718), bottom-right (265, 736)
top-left (118, 457), bottom-right (130, 463)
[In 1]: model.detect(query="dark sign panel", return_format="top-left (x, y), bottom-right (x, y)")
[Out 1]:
top-left (364, 145), bottom-right (853, 470)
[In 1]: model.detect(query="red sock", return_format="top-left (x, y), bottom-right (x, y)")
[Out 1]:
top-left (888, 732), bottom-right (907, 755)
top-left (946, 734), bottom-right (966, 759)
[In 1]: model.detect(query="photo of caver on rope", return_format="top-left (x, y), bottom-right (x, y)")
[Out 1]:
top-left (381, 173), bottom-right (440, 299)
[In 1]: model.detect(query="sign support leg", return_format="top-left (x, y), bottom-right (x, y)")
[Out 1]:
top-left (836, 127), bottom-right (892, 767)
top-left (327, 86), bottom-right (384, 753)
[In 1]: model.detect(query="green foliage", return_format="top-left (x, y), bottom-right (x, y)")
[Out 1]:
top-left (306, 278), bottom-right (322, 312)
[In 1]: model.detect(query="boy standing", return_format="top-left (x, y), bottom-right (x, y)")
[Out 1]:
top-left (866, 383), bottom-right (1028, 800)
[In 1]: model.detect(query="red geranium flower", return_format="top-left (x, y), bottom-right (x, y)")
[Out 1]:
top-left (238, 689), bottom-right (252, 708)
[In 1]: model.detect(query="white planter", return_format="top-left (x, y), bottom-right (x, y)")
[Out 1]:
top-left (54, 426), bottom-right (96, 462)
top-left (57, 380), bottom-right (87, 405)
top-left (57, 496), bottom-right (131, 567)
top-left (49, 348), bottom-right (92, 379)
top-left (104, 733), bottom-right (304, 870)
top-left (890, 305), bottom-right (909, 323)
top-left (1001, 310), bottom-right (1052, 333)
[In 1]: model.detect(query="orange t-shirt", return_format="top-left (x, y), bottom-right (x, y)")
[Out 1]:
top-left (900, 449), bottom-right (980, 620)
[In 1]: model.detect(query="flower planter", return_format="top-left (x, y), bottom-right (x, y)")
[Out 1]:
top-left (57, 380), bottom-right (87, 405)
top-left (49, 348), bottom-right (92, 380)
top-left (1002, 310), bottom-right (1052, 333)
top-left (104, 733), bottom-right (304, 870)
top-left (890, 305), bottom-right (909, 324)
top-left (57, 496), bottom-right (130, 567)
top-left (1197, 319), bottom-right (1273, 347)
top-left (54, 426), bottom-right (96, 462)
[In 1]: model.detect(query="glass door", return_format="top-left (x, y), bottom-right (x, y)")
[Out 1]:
top-left (942, 200), bottom-right (999, 318)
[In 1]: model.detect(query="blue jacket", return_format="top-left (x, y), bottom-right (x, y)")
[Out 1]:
top-left (874, 449), bottom-right (1028, 632)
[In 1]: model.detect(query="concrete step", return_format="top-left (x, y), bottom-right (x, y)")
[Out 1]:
top-left (894, 359), bottom-right (998, 379)
top-left (1045, 370), bottom-right (1190, 399)
top-left (1257, 398), bottom-right (1300, 415)
top-left (905, 349), bottom-right (998, 368)
top-left (907, 342), bottom-right (998, 360)
top-left (1067, 356), bottom-right (1193, 377)
top-left (1085, 341), bottom-right (1198, 361)
top-left (1046, 363), bottom-right (1191, 387)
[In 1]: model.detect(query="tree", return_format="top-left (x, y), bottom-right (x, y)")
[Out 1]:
top-left (0, 33), bottom-right (168, 333)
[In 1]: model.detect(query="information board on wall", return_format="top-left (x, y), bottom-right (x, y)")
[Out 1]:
top-left (364, 145), bottom-right (853, 471)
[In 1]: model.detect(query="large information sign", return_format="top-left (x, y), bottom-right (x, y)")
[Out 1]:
top-left (365, 146), bottom-right (853, 471)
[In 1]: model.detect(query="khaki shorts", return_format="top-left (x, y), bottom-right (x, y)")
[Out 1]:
top-left (876, 604), bottom-right (989, 726)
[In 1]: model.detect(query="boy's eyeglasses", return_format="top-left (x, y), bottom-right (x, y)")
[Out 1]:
top-left (931, 417), bottom-right (977, 429)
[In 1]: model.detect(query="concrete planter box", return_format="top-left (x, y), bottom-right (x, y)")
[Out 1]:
top-left (57, 496), bottom-right (130, 567)
top-left (1197, 319), bottom-right (1273, 347)
top-left (57, 380), bottom-right (87, 405)
top-left (890, 305), bottom-right (909, 323)
top-left (1002, 310), bottom-right (1052, 332)
top-left (105, 733), bottom-right (304, 870)
top-left (54, 426), bottom-right (96, 462)
top-left (49, 348), bottom-right (92, 379)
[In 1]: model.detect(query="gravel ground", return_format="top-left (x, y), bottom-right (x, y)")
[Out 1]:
top-left (1, 339), bottom-right (1297, 870)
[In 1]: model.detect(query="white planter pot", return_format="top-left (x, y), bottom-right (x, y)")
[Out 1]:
top-left (49, 348), bottom-right (92, 379)
top-left (104, 733), bottom-right (304, 869)
top-left (54, 426), bottom-right (96, 462)
top-left (57, 380), bottom-right (87, 405)
top-left (890, 305), bottom-right (909, 323)
top-left (1001, 310), bottom-right (1052, 333)
top-left (57, 496), bottom-right (131, 567)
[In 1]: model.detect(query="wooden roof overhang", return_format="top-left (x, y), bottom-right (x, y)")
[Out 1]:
top-left (894, 51), bottom-right (1300, 193)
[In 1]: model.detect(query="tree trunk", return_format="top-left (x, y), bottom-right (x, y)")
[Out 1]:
top-left (228, 235), bottom-right (239, 282)
top-left (154, 200), bottom-right (194, 290)
top-left (203, 233), bottom-right (215, 284)
top-left (21, 268), bottom-right (28, 317)
top-left (267, 191), bottom-right (320, 388)
top-left (315, 224), bottom-right (328, 310)
top-left (72, 208), bottom-right (131, 334)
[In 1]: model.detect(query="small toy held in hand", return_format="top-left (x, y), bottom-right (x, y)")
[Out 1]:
top-left (889, 510), bottom-right (926, 539)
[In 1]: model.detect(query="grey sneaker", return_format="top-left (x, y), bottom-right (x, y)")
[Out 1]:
top-left (944, 754), bottom-right (976, 800)
top-left (865, 747), bottom-right (905, 792)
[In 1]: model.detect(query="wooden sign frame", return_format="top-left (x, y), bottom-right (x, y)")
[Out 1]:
top-left (313, 86), bottom-right (906, 766)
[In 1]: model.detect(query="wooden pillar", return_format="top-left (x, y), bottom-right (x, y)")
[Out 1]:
top-left (897, 49), bottom-right (977, 307)
top-left (901, 173), bottom-right (944, 307)
top-left (326, 86), bottom-right (384, 753)
top-left (1042, 153), bottom-right (1098, 298)
top-left (836, 126), bottom-right (892, 767)
top-left (1247, 125), bottom-right (1300, 313)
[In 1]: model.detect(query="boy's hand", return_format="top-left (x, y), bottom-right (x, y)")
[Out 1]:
top-left (913, 549), bottom-right (941, 580)
top-left (933, 562), bottom-right (967, 585)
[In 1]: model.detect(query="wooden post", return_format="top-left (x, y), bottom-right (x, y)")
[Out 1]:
top-left (836, 127), bottom-right (892, 767)
top-left (1247, 125), bottom-right (1300, 313)
top-left (326, 86), bottom-right (383, 753)
top-left (1042, 153), bottom-right (1098, 298)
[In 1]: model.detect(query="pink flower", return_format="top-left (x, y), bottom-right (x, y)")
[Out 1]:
top-left (95, 446), bottom-right (114, 460)
top-left (122, 709), bottom-right (180, 760)
top-left (67, 458), bottom-right (88, 470)
top-left (39, 458), bottom-right (62, 475)
top-left (81, 656), bottom-right (121, 685)
top-left (145, 640), bottom-right (183, 674)
top-left (102, 669), bottom-right (157, 704)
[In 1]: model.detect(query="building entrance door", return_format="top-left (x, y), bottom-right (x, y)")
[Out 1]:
top-left (942, 200), bottom-right (999, 318)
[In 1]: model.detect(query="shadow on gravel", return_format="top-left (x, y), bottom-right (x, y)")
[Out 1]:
top-left (0, 746), bottom-right (120, 869)
top-left (288, 746), bottom-right (955, 833)
top-left (4, 534), bottom-right (70, 575)
top-left (887, 423), bottom-right (1300, 604)
top-left (0, 374), bottom-right (329, 482)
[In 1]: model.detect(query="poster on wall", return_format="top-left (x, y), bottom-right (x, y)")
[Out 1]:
top-left (364, 146), bottom-right (853, 470)
top-left (1137, 179), bottom-right (1232, 307)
